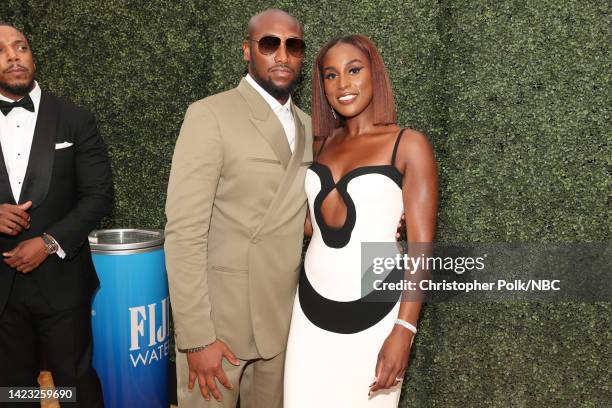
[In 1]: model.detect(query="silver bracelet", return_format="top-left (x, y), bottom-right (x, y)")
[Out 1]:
top-left (181, 345), bottom-right (208, 354)
top-left (394, 319), bottom-right (417, 335)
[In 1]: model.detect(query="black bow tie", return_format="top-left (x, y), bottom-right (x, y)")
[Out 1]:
top-left (0, 95), bottom-right (35, 116)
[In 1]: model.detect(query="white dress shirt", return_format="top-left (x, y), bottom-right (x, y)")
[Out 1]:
top-left (0, 82), bottom-right (65, 258)
top-left (0, 81), bottom-right (41, 202)
top-left (245, 74), bottom-right (296, 153)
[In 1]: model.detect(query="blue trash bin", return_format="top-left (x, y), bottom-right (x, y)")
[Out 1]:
top-left (89, 229), bottom-right (169, 408)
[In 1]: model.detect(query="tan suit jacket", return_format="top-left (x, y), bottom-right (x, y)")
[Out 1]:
top-left (165, 79), bottom-right (312, 359)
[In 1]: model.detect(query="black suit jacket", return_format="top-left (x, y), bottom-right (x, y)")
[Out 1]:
top-left (0, 90), bottom-right (113, 314)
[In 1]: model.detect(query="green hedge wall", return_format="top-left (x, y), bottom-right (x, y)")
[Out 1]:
top-left (1, 1), bottom-right (609, 406)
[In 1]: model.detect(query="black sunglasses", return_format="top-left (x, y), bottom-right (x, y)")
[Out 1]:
top-left (248, 36), bottom-right (306, 58)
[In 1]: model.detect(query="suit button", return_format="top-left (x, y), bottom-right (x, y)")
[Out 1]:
top-left (251, 238), bottom-right (261, 244)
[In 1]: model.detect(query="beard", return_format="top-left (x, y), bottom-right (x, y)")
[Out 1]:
top-left (250, 60), bottom-right (299, 101)
top-left (0, 78), bottom-right (34, 98)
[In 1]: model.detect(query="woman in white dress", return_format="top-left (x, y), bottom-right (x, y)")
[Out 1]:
top-left (284, 35), bottom-right (438, 407)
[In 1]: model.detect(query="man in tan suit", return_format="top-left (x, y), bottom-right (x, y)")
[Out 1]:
top-left (165, 9), bottom-right (311, 408)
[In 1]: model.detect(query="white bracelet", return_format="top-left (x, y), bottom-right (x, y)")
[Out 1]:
top-left (395, 319), bottom-right (417, 335)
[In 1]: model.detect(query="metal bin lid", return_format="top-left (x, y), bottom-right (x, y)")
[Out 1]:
top-left (88, 229), bottom-right (164, 252)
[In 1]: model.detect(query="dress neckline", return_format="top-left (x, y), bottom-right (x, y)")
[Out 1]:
top-left (312, 128), bottom-right (407, 187)
top-left (308, 163), bottom-right (403, 248)
top-left (310, 161), bottom-right (402, 188)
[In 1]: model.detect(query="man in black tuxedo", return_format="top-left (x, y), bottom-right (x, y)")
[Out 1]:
top-left (0, 23), bottom-right (112, 407)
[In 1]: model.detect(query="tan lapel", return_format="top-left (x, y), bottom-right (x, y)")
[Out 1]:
top-left (237, 79), bottom-right (291, 168)
top-left (251, 102), bottom-right (306, 238)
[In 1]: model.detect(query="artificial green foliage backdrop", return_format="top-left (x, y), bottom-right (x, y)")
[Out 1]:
top-left (1, 0), bottom-right (609, 406)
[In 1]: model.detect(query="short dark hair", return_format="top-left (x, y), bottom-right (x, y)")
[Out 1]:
top-left (0, 22), bottom-right (16, 28)
top-left (312, 34), bottom-right (397, 138)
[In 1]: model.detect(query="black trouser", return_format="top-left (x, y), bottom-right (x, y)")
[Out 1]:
top-left (0, 272), bottom-right (103, 407)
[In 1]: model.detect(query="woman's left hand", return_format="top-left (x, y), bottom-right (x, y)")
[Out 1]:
top-left (369, 325), bottom-right (413, 396)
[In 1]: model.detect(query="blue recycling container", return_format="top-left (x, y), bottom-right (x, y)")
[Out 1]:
top-left (89, 229), bottom-right (169, 408)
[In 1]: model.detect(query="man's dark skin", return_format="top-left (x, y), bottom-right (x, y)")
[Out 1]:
top-left (184, 9), bottom-right (305, 402)
top-left (0, 25), bottom-right (50, 274)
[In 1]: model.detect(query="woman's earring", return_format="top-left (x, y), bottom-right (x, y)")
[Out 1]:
top-left (331, 107), bottom-right (337, 120)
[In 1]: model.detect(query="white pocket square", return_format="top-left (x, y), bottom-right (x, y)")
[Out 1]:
top-left (55, 142), bottom-right (73, 150)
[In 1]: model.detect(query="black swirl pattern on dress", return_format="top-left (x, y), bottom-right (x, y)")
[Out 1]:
top-left (310, 162), bottom-right (402, 249)
top-left (298, 263), bottom-right (403, 334)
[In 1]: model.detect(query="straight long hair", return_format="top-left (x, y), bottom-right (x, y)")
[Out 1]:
top-left (312, 34), bottom-right (397, 138)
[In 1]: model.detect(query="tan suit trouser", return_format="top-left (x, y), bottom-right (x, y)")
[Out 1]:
top-left (176, 349), bottom-right (285, 408)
